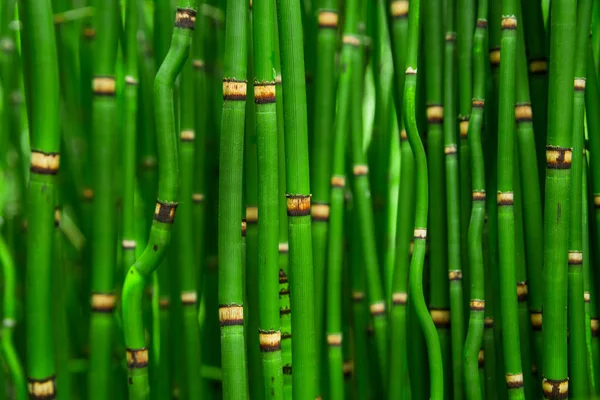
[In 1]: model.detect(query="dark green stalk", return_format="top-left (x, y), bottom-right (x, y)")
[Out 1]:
top-left (20, 0), bottom-right (60, 396)
top-left (121, 4), bottom-right (196, 398)
top-left (253, 0), bottom-right (284, 395)
top-left (404, 0), bottom-right (443, 398)
top-left (463, 1), bottom-right (487, 398)
top-left (276, 0), bottom-right (319, 395)
top-left (542, 0), bottom-right (576, 398)
top-left (567, 0), bottom-right (593, 396)
top-left (496, 4), bottom-right (525, 399)
top-left (154, 0), bottom-right (176, 67)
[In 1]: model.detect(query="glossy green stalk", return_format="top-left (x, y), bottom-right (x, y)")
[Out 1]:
top-left (567, 0), bottom-right (593, 396)
top-left (276, 0), bottom-right (318, 395)
top-left (542, 0), bottom-right (576, 397)
top-left (404, 0), bottom-right (443, 398)
top-left (122, 4), bottom-right (196, 398)
top-left (20, 0), bottom-right (60, 396)
top-left (496, 3), bottom-right (525, 399)
top-left (463, 1), bottom-right (487, 398)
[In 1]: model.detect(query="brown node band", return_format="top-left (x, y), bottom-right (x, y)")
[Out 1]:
top-left (181, 291), bottom-right (197, 306)
top-left (592, 318), bottom-right (600, 337)
top-left (327, 333), bottom-right (342, 347)
top-left (477, 19), bottom-right (488, 29)
top-left (125, 75), bottom-right (138, 86)
top-left (584, 291), bottom-right (591, 303)
top-left (92, 76), bottom-right (116, 96)
top-left (470, 299), bottom-right (485, 311)
top-left (449, 270), bottom-right (463, 281)
top-left (542, 377), bottom-right (568, 399)
top-left (31, 151), bottom-right (60, 175)
top-left (219, 304), bottom-right (244, 326)
top-left (489, 48), bottom-right (501, 67)
top-left (515, 103), bottom-right (533, 122)
top-left (414, 228), bottom-right (427, 240)
top-left (546, 145), bottom-right (572, 169)
top-left (370, 301), bottom-right (386, 316)
top-left (506, 373), bottom-right (524, 389)
top-left (342, 34), bottom-right (360, 47)
top-left (594, 194), bottom-right (600, 209)
top-left (281, 332), bottom-right (291, 340)
top-left (353, 164), bottom-right (369, 176)
top-left (154, 201), bottom-right (178, 223)
top-left (318, 10), bottom-right (338, 28)
top-left (427, 105), bottom-right (443, 124)
top-left (192, 193), bottom-right (205, 203)
top-left (280, 306), bottom-right (291, 316)
top-left (241, 219), bottom-right (247, 237)
top-left (459, 118), bottom-right (469, 138)
top-left (574, 78), bottom-right (586, 92)
top-left (478, 349), bottom-right (485, 368)
top-left (531, 312), bottom-right (543, 331)
top-left (246, 206), bottom-right (258, 223)
top-left (568, 250), bottom-right (583, 265)
top-left (223, 79), bottom-right (247, 101)
top-left (484, 317), bottom-right (494, 328)
top-left (54, 207), bottom-right (61, 227)
top-left (343, 361), bottom-right (354, 379)
top-left (126, 348), bottom-right (149, 369)
top-left (472, 191), bottom-right (486, 202)
top-left (352, 291), bottom-right (365, 302)
top-left (279, 269), bottom-right (288, 284)
top-left (430, 309), bottom-right (450, 328)
top-left (286, 194), bottom-right (311, 217)
top-left (390, 0), bottom-right (409, 18)
top-left (529, 58), bottom-right (548, 74)
top-left (259, 330), bottom-right (281, 352)
top-left (283, 364), bottom-right (292, 375)
top-left (445, 32), bottom-right (456, 42)
top-left (331, 175), bottom-right (346, 187)
top-left (278, 243), bottom-right (289, 254)
top-left (311, 203), bottom-right (331, 222)
top-left (254, 82), bottom-right (276, 104)
top-left (83, 27), bottom-right (96, 39)
top-left (501, 16), bottom-right (517, 30)
top-left (400, 129), bottom-right (408, 141)
top-left (159, 297), bottom-right (170, 310)
top-left (141, 155), bottom-right (157, 168)
top-left (497, 191), bottom-right (514, 206)
top-left (406, 66), bottom-right (417, 75)
top-left (279, 287), bottom-right (290, 297)
top-left (193, 59), bottom-right (205, 69)
top-left (472, 99), bottom-right (485, 109)
top-left (91, 292), bottom-right (116, 313)
top-left (517, 282), bottom-right (528, 302)
top-left (444, 144), bottom-right (457, 155)
top-left (392, 292), bottom-right (407, 305)
top-left (180, 129), bottom-right (195, 141)
top-left (175, 8), bottom-right (197, 29)
top-left (28, 375), bottom-right (56, 399)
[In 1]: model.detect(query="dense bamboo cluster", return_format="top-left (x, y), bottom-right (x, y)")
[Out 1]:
top-left (5, 0), bottom-right (600, 399)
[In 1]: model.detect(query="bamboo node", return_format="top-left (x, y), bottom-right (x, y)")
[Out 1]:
top-left (352, 291), bottom-right (365, 302)
top-left (283, 364), bottom-right (292, 375)
top-left (259, 330), bottom-right (281, 352)
top-left (174, 8), bottom-right (197, 30)
top-left (476, 18), bottom-right (488, 29)
top-left (254, 81), bottom-right (276, 104)
top-left (353, 164), bottom-right (369, 176)
top-left (414, 228), bottom-right (427, 240)
top-left (327, 333), bottom-right (343, 347)
top-left (405, 66), bottom-right (417, 75)
top-left (506, 373), bottom-right (524, 389)
top-left (318, 10), bottom-right (339, 28)
top-left (286, 194), bottom-right (311, 217)
top-left (91, 292), bottom-right (116, 313)
top-left (472, 99), bottom-right (485, 109)
top-left (568, 250), bottom-right (583, 265)
top-left (517, 282), bottom-right (528, 301)
top-left (444, 144), bottom-right (457, 155)
top-left (546, 145), bottom-right (572, 169)
top-left (497, 191), bottom-right (514, 206)
top-left (180, 291), bottom-right (197, 305)
top-left (279, 269), bottom-right (289, 284)
top-left (246, 205), bottom-right (258, 223)
top-left (92, 76), bottom-right (116, 96)
top-left (478, 349), bottom-right (485, 368)
top-left (448, 270), bottom-right (463, 281)
top-left (489, 48), bottom-right (501, 67)
top-left (392, 292), bottom-right (407, 305)
top-left (594, 194), bottom-right (600, 208)
top-left (311, 203), bottom-right (330, 222)
top-left (223, 79), bottom-right (247, 101)
top-left (278, 242), bottom-right (289, 254)
top-left (219, 304), bottom-right (244, 326)
top-left (390, 1), bottom-right (409, 18)
top-left (180, 129), bottom-right (195, 141)
top-left (530, 312), bottom-right (543, 331)
top-left (472, 191), bottom-right (486, 201)
top-left (54, 207), bottom-right (61, 227)
top-left (529, 58), bottom-right (548, 74)
top-left (0, 38), bottom-right (14, 52)
top-left (484, 317), bottom-right (494, 328)
top-left (515, 103), bottom-right (533, 122)
top-left (369, 301), bottom-right (386, 316)
top-left (445, 32), bottom-right (456, 42)
top-left (501, 15), bottom-right (517, 30)
top-left (126, 348), bottom-right (149, 369)
top-left (426, 105), bottom-right (444, 124)
top-left (122, 239), bottom-right (136, 250)
top-left (331, 175), bottom-right (346, 187)
top-left (459, 118), bottom-right (469, 138)
top-left (154, 201), bottom-right (178, 224)
top-left (574, 78), bottom-right (586, 92)
top-left (30, 151), bottom-right (60, 175)
top-left (83, 27), bottom-right (96, 39)
top-left (430, 308), bottom-right (450, 328)
top-left (470, 299), bottom-right (485, 311)
top-left (159, 297), bottom-right (170, 309)
top-left (28, 376), bottom-right (56, 398)
top-left (3, 318), bottom-right (15, 328)
top-left (241, 219), bottom-right (247, 236)
top-left (342, 34), bottom-right (360, 47)
top-left (592, 318), bottom-right (600, 337)
top-left (584, 291), bottom-right (591, 303)
top-left (124, 75), bottom-right (138, 86)
top-left (141, 155), bottom-right (157, 168)
top-left (542, 377), bottom-right (568, 399)
top-left (192, 59), bottom-right (205, 69)
top-left (192, 193), bottom-right (205, 203)
top-left (343, 361), bottom-right (354, 379)
top-left (275, 74), bottom-right (282, 85)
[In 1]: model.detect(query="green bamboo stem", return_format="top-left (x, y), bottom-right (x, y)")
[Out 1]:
top-left (463, 1), bottom-right (487, 398)
top-left (542, 0), bottom-right (577, 398)
top-left (121, 4), bottom-right (196, 398)
top-left (276, 0), bottom-right (319, 395)
top-left (20, 0), bottom-right (60, 396)
top-left (404, 0), bottom-right (443, 397)
top-left (496, 4), bottom-right (525, 399)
